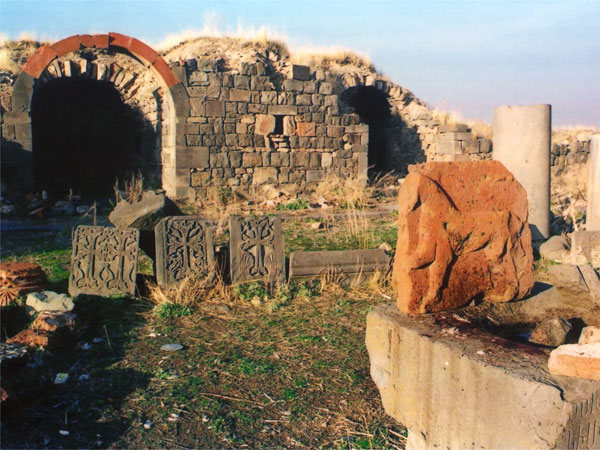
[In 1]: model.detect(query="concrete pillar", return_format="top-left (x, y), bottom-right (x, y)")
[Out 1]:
top-left (587, 135), bottom-right (600, 230)
top-left (493, 104), bottom-right (551, 240)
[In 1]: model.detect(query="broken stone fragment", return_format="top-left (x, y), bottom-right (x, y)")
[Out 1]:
top-left (392, 161), bottom-right (534, 314)
top-left (0, 342), bottom-right (29, 368)
top-left (7, 329), bottom-right (57, 348)
top-left (538, 235), bottom-right (569, 262)
top-left (548, 343), bottom-right (600, 380)
top-left (579, 326), bottom-right (600, 344)
top-left (108, 189), bottom-right (181, 231)
top-left (529, 317), bottom-right (572, 347)
top-left (31, 311), bottom-right (77, 332)
top-left (0, 262), bottom-right (50, 306)
top-left (26, 291), bottom-right (74, 313)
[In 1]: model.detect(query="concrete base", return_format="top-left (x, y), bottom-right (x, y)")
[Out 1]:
top-left (366, 302), bottom-right (600, 449)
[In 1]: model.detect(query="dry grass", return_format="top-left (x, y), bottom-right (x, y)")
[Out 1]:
top-left (291, 47), bottom-right (374, 71)
top-left (114, 172), bottom-right (144, 204)
top-left (0, 38), bottom-right (41, 74)
top-left (193, 186), bottom-right (244, 238)
top-left (146, 269), bottom-right (232, 307)
top-left (432, 108), bottom-right (493, 140)
top-left (312, 174), bottom-right (371, 209)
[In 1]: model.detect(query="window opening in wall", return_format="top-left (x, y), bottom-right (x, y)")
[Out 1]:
top-left (340, 86), bottom-right (391, 176)
top-left (31, 76), bottom-right (157, 197)
top-left (274, 115), bottom-right (285, 135)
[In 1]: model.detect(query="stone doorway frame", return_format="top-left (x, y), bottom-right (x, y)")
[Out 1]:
top-left (7, 33), bottom-right (190, 198)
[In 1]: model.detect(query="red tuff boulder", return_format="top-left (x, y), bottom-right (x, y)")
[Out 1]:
top-left (0, 262), bottom-right (50, 306)
top-left (392, 161), bottom-right (534, 314)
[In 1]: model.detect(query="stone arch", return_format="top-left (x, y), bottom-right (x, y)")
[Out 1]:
top-left (8, 33), bottom-right (189, 197)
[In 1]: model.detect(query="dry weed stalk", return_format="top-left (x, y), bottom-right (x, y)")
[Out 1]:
top-left (193, 186), bottom-right (245, 237)
top-left (146, 267), bottom-right (232, 306)
top-left (114, 172), bottom-right (144, 204)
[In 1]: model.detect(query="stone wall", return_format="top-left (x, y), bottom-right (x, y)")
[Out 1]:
top-left (551, 132), bottom-right (593, 174)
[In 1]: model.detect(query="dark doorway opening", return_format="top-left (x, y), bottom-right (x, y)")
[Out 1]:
top-left (31, 76), bottom-right (157, 197)
top-left (340, 86), bottom-right (391, 175)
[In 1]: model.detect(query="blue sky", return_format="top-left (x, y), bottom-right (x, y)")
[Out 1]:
top-left (1, 0), bottom-right (599, 127)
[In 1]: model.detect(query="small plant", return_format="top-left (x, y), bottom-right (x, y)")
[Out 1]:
top-left (233, 281), bottom-right (268, 303)
top-left (276, 199), bottom-right (309, 211)
top-left (114, 172), bottom-right (144, 204)
top-left (154, 303), bottom-right (192, 319)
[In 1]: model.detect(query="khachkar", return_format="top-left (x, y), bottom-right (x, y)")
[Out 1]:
top-left (154, 216), bottom-right (215, 288)
top-left (493, 104), bottom-right (551, 240)
top-left (69, 226), bottom-right (139, 297)
top-left (229, 215), bottom-right (285, 283)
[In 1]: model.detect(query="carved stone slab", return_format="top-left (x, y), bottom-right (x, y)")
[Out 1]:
top-left (69, 226), bottom-right (139, 297)
top-left (229, 215), bottom-right (284, 284)
top-left (154, 216), bottom-right (215, 288)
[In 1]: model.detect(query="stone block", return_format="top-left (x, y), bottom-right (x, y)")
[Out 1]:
top-left (189, 98), bottom-right (205, 116)
top-left (7, 329), bottom-right (58, 349)
top-left (176, 147), bottom-right (209, 168)
top-left (291, 152), bottom-right (310, 167)
top-left (26, 291), bottom-right (74, 312)
top-left (51, 35), bottom-right (81, 56)
top-left (229, 88), bottom-right (251, 102)
top-left (229, 151), bottom-right (242, 168)
top-left (283, 116), bottom-right (296, 136)
top-left (478, 138), bottom-right (492, 153)
top-left (529, 317), bottom-right (572, 346)
top-left (539, 235), bottom-right (569, 262)
top-left (462, 139), bottom-right (480, 154)
top-left (306, 169), bottom-right (325, 182)
top-left (393, 161), bottom-right (534, 314)
top-left (152, 57), bottom-right (180, 88)
top-left (234, 75), bottom-right (250, 89)
top-left (31, 311), bottom-right (77, 332)
top-left (579, 264), bottom-right (600, 306)
top-left (229, 215), bottom-right (285, 283)
top-left (366, 305), bottom-right (600, 450)
top-left (438, 131), bottom-right (473, 141)
top-left (242, 152), bottom-right (262, 167)
top-left (321, 153), bottom-right (333, 168)
top-left (283, 79), bottom-right (303, 92)
top-left (292, 64), bottom-right (311, 81)
top-left (69, 226), bottom-right (139, 297)
top-left (435, 139), bottom-right (462, 155)
top-left (289, 249), bottom-right (390, 284)
top-left (319, 82), bottom-right (333, 95)
top-left (155, 216), bottom-right (215, 288)
top-left (296, 121), bottom-right (315, 137)
top-left (268, 105), bottom-right (297, 116)
top-left (567, 230), bottom-right (600, 268)
top-left (253, 167), bottom-right (278, 184)
top-left (205, 100), bottom-right (225, 117)
top-left (255, 114), bottom-right (276, 135)
top-left (548, 344), bottom-right (600, 380)
top-left (270, 152), bottom-right (290, 167)
top-left (438, 123), bottom-right (468, 133)
top-left (579, 326), bottom-right (600, 344)
top-left (22, 45), bottom-right (57, 78)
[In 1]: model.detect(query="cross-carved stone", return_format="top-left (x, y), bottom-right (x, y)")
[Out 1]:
top-left (229, 215), bottom-right (284, 283)
top-left (155, 216), bottom-right (215, 288)
top-left (69, 226), bottom-right (139, 297)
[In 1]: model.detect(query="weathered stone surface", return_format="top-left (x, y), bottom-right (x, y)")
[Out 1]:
top-left (529, 317), bottom-right (572, 347)
top-left (579, 326), bottom-right (600, 344)
top-left (548, 344), bottom-right (600, 380)
top-left (579, 264), bottom-right (600, 306)
top-left (587, 135), bottom-right (600, 230)
top-left (547, 264), bottom-right (588, 293)
top-left (289, 249), bottom-right (390, 284)
top-left (539, 235), bottom-right (569, 262)
top-left (7, 329), bottom-right (56, 348)
top-left (26, 291), bottom-right (74, 312)
top-left (366, 304), bottom-right (600, 450)
top-left (229, 215), bottom-right (285, 283)
top-left (0, 262), bottom-right (50, 306)
top-left (31, 311), bottom-right (77, 332)
top-left (252, 167), bottom-right (278, 185)
top-left (69, 226), bottom-right (139, 297)
top-left (155, 216), bottom-right (215, 288)
top-left (255, 114), bottom-right (275, 135)
top-left (567, 230), bottom-right (600, 268)
top-left (108, 190), bottom-right (181, 232)
top-left (292, 64), bottom-right (311, 81)
top-left (392, 161), bottom-right (534, 315)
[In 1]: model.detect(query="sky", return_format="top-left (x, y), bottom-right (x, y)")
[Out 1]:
top-left (1, 0), bottom-right (599, 127)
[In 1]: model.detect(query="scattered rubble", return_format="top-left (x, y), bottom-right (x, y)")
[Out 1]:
top-left (0, 262), bottom-right (50, 306)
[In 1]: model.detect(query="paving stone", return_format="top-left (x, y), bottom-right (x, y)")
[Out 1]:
top-left (155, 216), bottom-right (215, 288)
top-left (366, 304), bottom-right (600, 450)
top-left (229, 215), bottom-right (285, 284)
top-left (69, 226), bottom-right (139, 297)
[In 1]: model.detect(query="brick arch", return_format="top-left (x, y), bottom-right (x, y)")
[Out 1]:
top-left (9, 33), bottom-right (190, 198)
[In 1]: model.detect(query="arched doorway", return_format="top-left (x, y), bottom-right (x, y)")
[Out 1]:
top-left (6, 33), bottom-right (187, 198)
top-left (340, 85), bottom-right (391, 175)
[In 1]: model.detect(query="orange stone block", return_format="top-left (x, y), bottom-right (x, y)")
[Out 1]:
top-left (392, 161), bottom-right (534, 315)
top-left (91, 34), bottom-right (109, 49)
top-left (51, 35), bottom-right (81, 56)
top-left (21, 45), bottom-right (58, 78)
top-left (129, 37), bottom-right (159, 65)
top-left (296, 122), bottom-right (316, 137)
top-left (108, 32), bottom-right (132, 50)
top-left (152, 57), bottom-right (180, 88)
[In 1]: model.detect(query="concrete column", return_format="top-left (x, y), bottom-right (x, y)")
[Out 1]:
top-left (587, 135), bottom-right (600, 230)
top-left (493, 104), bottom-right (551, 240)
